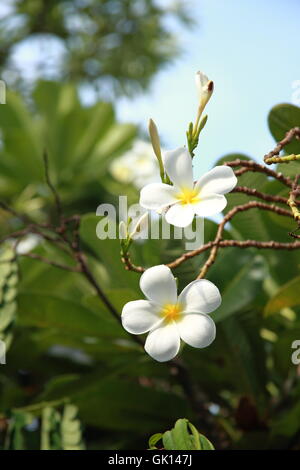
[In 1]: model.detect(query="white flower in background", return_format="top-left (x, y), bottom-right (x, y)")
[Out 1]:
top-left (140, 147), bottom-right (237, 227)
top-left (195, 70), bottom-right (214, 109)
top-left (15, 234), bottom-right (41, 254)
top-left (122, 265), bottom-right (221, 362)
top-left (110, 140), bottom-right (160, 189)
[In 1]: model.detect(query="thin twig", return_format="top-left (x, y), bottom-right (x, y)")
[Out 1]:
top-left (196, 201), bottom-right (292, 279)
top-left (19, 252), bottom-right (80, 272)
top-left (0, 201), bottom-right (31, 223)
top-left (287, 174), bottom-right (300, 225)
top-left (264, 127), bottom-right (300, 164)
top-left (121, 200), bottom-right (294, 274)
top-left (224, 159), bottom-right (293, 187)
top-left (231, 186), bottom-right (297, 205)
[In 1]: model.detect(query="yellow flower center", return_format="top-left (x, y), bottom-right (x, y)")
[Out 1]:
top-left (160, 303), bottom-right (183, 323)
top-left (176, 188), bottom-right (200, 205)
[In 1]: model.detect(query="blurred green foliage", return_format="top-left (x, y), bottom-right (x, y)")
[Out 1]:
top-left (0, 0), bottom-right (192, 96)
top-left (0, 80), bottom-right (137, 224)
top-left (149, 418), bottom-right (215, 450)
top-left (0, 83), bottom-right (300, 449)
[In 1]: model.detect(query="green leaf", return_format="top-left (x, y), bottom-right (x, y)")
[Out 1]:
top-left (268, 103), bottom-right (300, 177)
top-left (268, 103), bottom-right (300, 155)
top-left (17, 292), bottom-right (126, 339)
top-left (148, 433), bottom-right (163, 449)
top-left (271, 385), bottom-right (300, 438)
top-left (38, 375), bottom-right (190, 433)
top-left (80, 213), bottom-right (140, 291)
top-left (83, 289), bottom-right (139, 316)
top-left (209, 250), bottom-right (266, 323)
top-left (162, 419), bottom-right (214, 450)
top-left (264, 276), bottom-right (300, 316)
top-left (198, 433), bottom-right (215, 450)
top-left (221, 312), bottom-right (268, 407)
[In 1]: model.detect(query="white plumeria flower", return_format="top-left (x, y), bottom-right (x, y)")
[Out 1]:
top-left (195, 70), bottom-right (214, 108)
top-left (121, 265), bottom-right (221, 362)
top-left (110, 140), bottom-right (160, 189)
top-left (139, 147), bottom-right (237, 228)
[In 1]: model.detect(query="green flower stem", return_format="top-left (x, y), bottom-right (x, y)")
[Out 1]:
top-left (265, 154), bottom-right (300, 164)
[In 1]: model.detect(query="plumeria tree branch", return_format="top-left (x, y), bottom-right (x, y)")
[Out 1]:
top-left (287, 175), bottom-right (300, 225)
top-left (120, 119), bottom-right (300, 285)
top-left (231, 186), bottom-right (299, 205)
top-left (196, 200), bottom-right (293, 279)
top-left (224, 159), bottom-right (293, 187)
top-left (120, 146), bottom-right (300, 274)
top-left (263, 126), bottom-right (300, 164)
top-left (121, 196), bottom-right (299, 275)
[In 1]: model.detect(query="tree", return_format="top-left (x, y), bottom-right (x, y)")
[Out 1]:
top-left (0, 0), bottom-right (192, 96)
top-left (1, 77), bottom-right (300, 450)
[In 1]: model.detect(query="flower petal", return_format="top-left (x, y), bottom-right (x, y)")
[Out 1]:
top-left (121, 300), bottom-right (162, 334)
top-left (193, 193), bottom-right (227, 216)
top-left (177, 313), bottom-right (216, 348)
top-left (140, 265), bottom-right (177, 305)
top-left (195, 166), bottom-right (237, 195)
top-left (165, 203), bottom-right (195, 228)
top-left (178, 279), bottom-right (221, 314)
top-left (145, 322), bottom-right (180, 362)
top-left (195, 70), bottom-right (209, 96)
top-left (164, 147), bottom-right (193, 189)
top-left (140, 183), bottom-right (177, 211)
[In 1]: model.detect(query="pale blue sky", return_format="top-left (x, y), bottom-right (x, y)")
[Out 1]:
top-left (118, 0), bottom-right (300, 174)
top-left (2, 0), bottom-right (300, 176)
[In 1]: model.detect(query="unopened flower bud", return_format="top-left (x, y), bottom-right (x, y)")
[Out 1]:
top-left (195, 71), bottom-right (214, 109)
top-left (193, 71), bottom-right (214, 138)
top-left (129, 212), bottom-right (148, 239)
top-left (119, 221), bottom-right (127, 240)
top-left (148, 118), bottom-right (165, 181)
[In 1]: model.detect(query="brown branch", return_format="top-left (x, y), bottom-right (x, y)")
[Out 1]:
top-left (289, 231), bottom-right (300, 239)
top-left (60, 214), bottom-right (141, 334)
top-left (264, 127), bottom-right (300, 164)
top-left (218, 239), bottom-right (300, 249)
top-left (122, 200), bottom-right (296, 275)
top-left (77, 251), bottom-right (124, 325)
top-left (0, 225), bottom-right (75, 259)
top-left (121, 252), bottom-right (144, 273)
top-left (231, 186), bottom-right (296, 205)
top-left (0, 201), bottom-right (31, 223)
top-left (196, 200), bottom-right (292, 279)
top-left (287, 175), bottom-right (300, 225)
top-left (224, 159), bottom-right (293, 187)
top-left (18, 252), bottom-right (80, 272)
